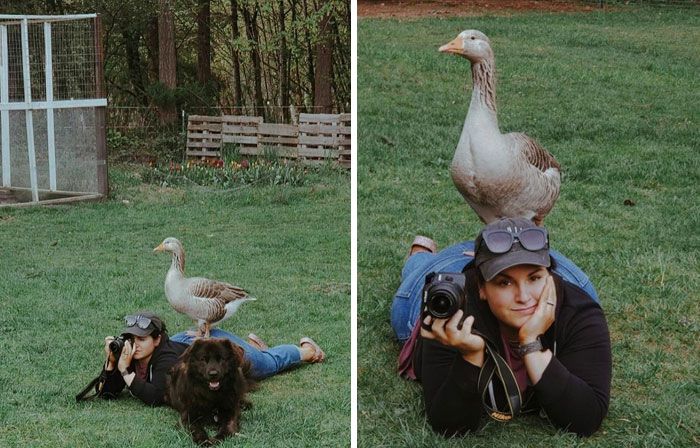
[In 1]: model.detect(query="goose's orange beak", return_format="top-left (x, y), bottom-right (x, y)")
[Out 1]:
top-left (439, 36), bottom-right (463, 55)
top-left (153, 243), bottom-right (165, 253)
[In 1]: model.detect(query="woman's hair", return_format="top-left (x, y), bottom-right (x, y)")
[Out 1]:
top-left (462, 260), bottom-right (484, 298)
top-left (151, 319), bottom-right (168, 339)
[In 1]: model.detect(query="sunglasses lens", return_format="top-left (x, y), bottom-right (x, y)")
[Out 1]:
top-left (125, 315), bottom-right (152, 329)
top-left (519, 229), bottom-right (547, 250)
top-left (485, 231), bottom-right (513, 253)
top-left (137, 316), bottom-right (152, 329)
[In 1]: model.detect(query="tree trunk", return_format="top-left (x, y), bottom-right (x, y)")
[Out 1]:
top-left (303, 0), bottom-right (315, 112)
top-left (158, 0), bottom-right (177, 125)
top-left (120, 25), bottom-right (149, 106)
top-left (242, 1), bottom-right (265, 120)
top-left (196, 0), bottom-right (212, 85)
top-left (145, 15), bottom-right (159, 83)
top-left (301, 0), bottom-right (315, 111)
top-left (313, 11), bottom-right (333, 113)
top-left (278, 0), bottom-right (290, 122)
top-left (230, 0), bottom-right (244, 113)
top-left (289, 0), bottom-right (304, 116)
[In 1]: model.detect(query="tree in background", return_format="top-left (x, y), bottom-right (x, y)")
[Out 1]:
top-left (158, 0), bottom-right (177, 125)
top-left (313, 7), bottom-right (334, 114)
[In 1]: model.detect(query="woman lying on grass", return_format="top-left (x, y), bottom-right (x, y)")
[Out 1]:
top-left (392, 218), bottom-right (611, 436)
top-left (100, 311), bottom-right (325, 405)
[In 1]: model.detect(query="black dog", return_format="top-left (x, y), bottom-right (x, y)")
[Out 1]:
top-left (166, 338), bottom-right (255, 446)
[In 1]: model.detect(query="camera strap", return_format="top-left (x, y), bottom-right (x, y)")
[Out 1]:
top-left (474, 330), bottom-right (522, 422)
top-left (75, 369), bottom-right (108, 402)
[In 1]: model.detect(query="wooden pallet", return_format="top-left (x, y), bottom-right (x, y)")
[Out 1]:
top-left (185, 113), bottom-right (351, 167)
top-left (298, 113), bottom-right (351, 165)
top-left (221, 115), bottom-right (261, 155)
top-left (338, 113), bottom-right (351, 168)
top-left (255, 123), bottom-right (299, 159)
top-left (186, 115), bottom-right (222, 159)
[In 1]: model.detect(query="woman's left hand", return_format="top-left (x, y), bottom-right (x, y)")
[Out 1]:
top-left (518, 274), bottom-right (557, 344)
top-left (117, 340), bottom-right (135, 374)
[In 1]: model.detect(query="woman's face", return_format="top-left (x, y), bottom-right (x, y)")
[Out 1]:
top-left (479, 264), bottom-right (548, 332)
top-left (132, 335), bottom-right (161, 361)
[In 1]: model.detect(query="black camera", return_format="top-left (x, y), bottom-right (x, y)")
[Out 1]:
top-left (109, 334), bottom-right (132, 359)
top-left (422, 272), bottom-right (468, 319)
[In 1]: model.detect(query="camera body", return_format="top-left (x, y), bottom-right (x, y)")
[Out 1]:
top-left (422, 272), bottom-right (468, 319)
top-left (109, 334), bottom-right (132, 359)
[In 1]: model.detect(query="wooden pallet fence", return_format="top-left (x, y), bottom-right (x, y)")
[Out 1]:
top-left (338, 113), bottom-right (351, 168)
top-left (254, 123), bottom-right (299, 158)
top-left (298, 113), bottom-right (351, 167)
top-left (185, 113), bottom-right (351, 167)
top-left (221, 115), bottom-right (261, 154)
top-left (186, 115), bottom-right (222, 159)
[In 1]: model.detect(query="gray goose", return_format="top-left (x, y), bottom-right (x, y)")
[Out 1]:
top-left (154, 237), bottom-right (255, 337)
top-left (439, 30), bottom-right (561, 226)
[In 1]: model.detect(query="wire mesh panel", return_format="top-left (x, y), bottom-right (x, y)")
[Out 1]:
top-left (0, 14), bottom-right (106, 205)
top-left (51, 19), bottom-right (98, 101)
top-left (55, 108), bottom-right (97, 192)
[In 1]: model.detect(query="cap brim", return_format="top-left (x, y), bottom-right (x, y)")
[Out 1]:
top-left (479, 249), bottom-right (550, 282)
top-left (121, 326), bottom-right (153, 337)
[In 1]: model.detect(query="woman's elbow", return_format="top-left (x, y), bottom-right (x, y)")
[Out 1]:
top-left (426, 413), bottom-right (479, 437)
top-left (142, 394), bottom-right (166, 407)
top-left (569, 419), bottom-right (603, 438)
top-left (555, 406), bottom-right (607, 437)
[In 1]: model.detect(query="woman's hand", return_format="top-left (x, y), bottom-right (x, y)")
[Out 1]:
top-left (518, 274), bottom-right (557, 344)
top-left (421, 310), bottom-right (485, 367)
top-left (117, 339), bottom-right (135, 374)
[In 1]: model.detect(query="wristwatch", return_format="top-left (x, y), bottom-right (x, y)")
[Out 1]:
top-left (514, 338), bottom-right (543, 357)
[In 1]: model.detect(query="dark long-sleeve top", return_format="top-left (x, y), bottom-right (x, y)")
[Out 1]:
top-left (415, 272), bottom-right (612, 437)
top-left (101, 335), bottom-right (188, 406)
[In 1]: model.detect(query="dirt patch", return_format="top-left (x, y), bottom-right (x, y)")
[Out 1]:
top-left (358, 0), bottom-right (602, 19)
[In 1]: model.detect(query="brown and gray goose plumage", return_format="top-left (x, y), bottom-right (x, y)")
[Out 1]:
top-left (439, 30), bottom-right (561, 225)
top-left (154, 237), bottom-right (255, 338)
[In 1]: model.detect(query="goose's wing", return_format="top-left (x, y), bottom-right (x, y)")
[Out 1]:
top-left (186, 277), bottom-right (250, 304)
top-left (510, 132), bottom-right (560, 172)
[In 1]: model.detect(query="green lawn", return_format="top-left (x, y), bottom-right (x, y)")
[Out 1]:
top-left (0, 165), bottom-right (350, 447)
top-left (358, 7), bottom-right (699, 448)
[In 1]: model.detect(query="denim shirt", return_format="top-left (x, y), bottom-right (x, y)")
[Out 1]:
top-left (391, 240), bottom-right (599, 342)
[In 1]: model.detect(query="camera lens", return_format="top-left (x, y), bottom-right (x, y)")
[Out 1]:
top-left (428, 292), bottom-right (455, 318)
top-left (109, 338), bottom-right (125, 357)
top-left (423, 272), bottom-right (467, 320)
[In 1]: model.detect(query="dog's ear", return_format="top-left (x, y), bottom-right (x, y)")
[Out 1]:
top-left (220, 339), bottom-right (244, 364)
top-left (229, 341), bottom-right (254, 381)
top-left (180, 338), bottom-right (201, 365)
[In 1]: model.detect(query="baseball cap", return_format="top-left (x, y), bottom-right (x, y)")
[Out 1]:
top-left (120, 311), bottom-right (164, 337)
top-left (474, 218), bottom-right (551, 282)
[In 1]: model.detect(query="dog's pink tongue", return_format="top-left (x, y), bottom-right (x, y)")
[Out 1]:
top-left (209, 381), bottom-right (220, 390)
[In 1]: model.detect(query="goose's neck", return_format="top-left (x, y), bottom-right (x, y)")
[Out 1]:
top-left (467, 58), bottom-right (498, 130)
top-left (169, 248), bottom-right (185, 277)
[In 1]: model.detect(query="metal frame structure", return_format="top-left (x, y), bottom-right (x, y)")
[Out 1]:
top-left (0, 14), bottom-right (107, 206)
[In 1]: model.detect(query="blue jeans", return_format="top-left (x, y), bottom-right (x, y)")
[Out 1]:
top-left (390, 240), bottom-right (600, 342)
top-left (170, 329), bottom-right (301, 380)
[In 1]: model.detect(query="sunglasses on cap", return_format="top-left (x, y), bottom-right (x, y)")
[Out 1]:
top-left (124, 315), bottom-right (153, 330)
top-left (481, 227), bottom-right (549, 254)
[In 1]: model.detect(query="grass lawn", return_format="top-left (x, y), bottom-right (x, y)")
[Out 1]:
top-left (0, 165), bottom-right (350, 447)
top-left (358, 6), bottom-right (699, 448)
